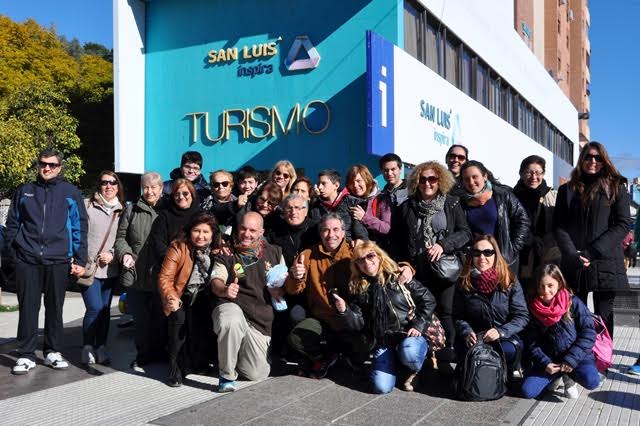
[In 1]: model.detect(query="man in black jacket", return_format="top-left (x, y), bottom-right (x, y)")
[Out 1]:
top-left (4, 149), bottom-right (88, 375)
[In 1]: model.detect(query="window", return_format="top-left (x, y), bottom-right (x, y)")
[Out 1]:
top-left (403, 2), bottom-right (420, 59)
top-left (476, 60), bottom-right (488, 107)
top-left (461, 47), bottom-right (473, 96)
top-left (424, 14), bottom-right (440, 72)
top-left (444, 32), bottom-right (460, 86)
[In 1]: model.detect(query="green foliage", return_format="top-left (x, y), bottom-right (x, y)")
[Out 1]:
top-left (0, 14), bottom-right (114, 196)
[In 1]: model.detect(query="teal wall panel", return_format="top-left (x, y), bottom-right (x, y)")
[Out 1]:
top-left (145, 0), bottom-right (400, 181)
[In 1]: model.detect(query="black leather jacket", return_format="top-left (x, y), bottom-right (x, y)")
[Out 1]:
top-left (341, 277), bottom-right (436, 346)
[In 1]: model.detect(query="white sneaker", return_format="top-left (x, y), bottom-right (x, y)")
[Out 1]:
top-left (95, 346), bottom-right (111, 365)
top-left (563, 376), bottom-right (579, 399)
top-left (81, 345), bottom-right (96, 365)
top-left (547, 376), bottom-right (563, 392)
top-left (12, 358), bottom-right (36, 375)
top-left (44, 352), bottom-right (69, 370)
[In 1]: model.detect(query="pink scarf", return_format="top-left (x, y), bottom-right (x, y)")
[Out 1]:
top-left (529, 288), bottom-right (570, 327)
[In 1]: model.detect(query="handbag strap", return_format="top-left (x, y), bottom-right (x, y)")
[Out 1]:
top-left (95, 209), bottom-right (120, 257)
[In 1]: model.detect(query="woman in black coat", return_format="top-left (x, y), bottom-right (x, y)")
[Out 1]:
top-left (553, 141), bottom-right (632, 337)
top-left (337, 241), bottom-right (436, 394)
top-left (453, 235), bottom-right (529, 376)
top-left (459, 160), bottom-right (530, 275)
top-left (391, 161), bottom-right (471, 354)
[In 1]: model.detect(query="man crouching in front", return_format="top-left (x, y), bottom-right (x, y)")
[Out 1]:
top-left (210, 211), bottom-right (285, 392)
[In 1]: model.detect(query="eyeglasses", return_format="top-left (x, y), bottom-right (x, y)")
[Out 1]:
top-left (212, 181), bottom-right (230, 189)
top-left (355, 252), bottom-right (377, 264)
top-left (38, 161), bottom-right (60, 169)
top-left (471, 249), bottom-right (496, 258)
top-left (584, 154), bottom-right (603, 163)
top-left (285, 205), bottom-right (307, 213)
top-left (100, 180), bottom-right (118, 187)
top-left (258, 196), bottom-right (276, 207)
top-left (182, 165), bottom-right (201, 172)
top-left (174, 191), bottom-right (191, 199)
top-left (448, 153), bottom-right (467, 162)
top-left (275, 170), bottom-right (290, 179)
top-left (419, 175), bottom-right (439, 185)
top-left (523, 170), bottom-right (544, 177)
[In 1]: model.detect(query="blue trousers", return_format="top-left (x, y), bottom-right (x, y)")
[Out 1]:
top-left (371, 336), bottom-right (428, 394)
top-left (81, 277), bottom-right (115, 347)
top-left (521, 358), bottom-right (600, 399)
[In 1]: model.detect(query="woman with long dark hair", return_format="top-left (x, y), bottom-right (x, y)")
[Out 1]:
top-left (80, 171), bottom-right (125, 365)
top-left (158, 212), bottom-right (222, 387)
top-left (553, 141), bottom-right (632, 337)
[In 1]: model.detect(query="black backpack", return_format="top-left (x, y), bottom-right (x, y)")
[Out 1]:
top-left (455, 339), bottom-right (507, 401)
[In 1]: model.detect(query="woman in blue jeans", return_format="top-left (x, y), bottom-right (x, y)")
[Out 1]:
top-left (80, 171), bottom-right (124, 365)
top-left (521, 264), bottom-right (599, 399)
top-left (337, 241), bottom-right (436, 394)
top-left (453, 235), bottom-right (529, 378)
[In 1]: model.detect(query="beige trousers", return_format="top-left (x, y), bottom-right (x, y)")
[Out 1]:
top-left (212, 303), bottom-right (271, 381)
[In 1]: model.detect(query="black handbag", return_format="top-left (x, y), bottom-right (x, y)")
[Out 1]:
top-left (428, 253), bottom-right (462, 283)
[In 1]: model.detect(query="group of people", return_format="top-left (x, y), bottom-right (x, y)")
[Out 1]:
top-left (2, 140), bottom-right (635, 400)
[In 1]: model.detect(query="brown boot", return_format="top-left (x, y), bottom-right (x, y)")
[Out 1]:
top-left (403, 372), bottom-right (418, 391)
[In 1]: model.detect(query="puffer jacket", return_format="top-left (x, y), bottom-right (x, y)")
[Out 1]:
top-left (85, 196), bottom-right (123, 279)
top-left (391, 195), bottom-right (471, 267)
top-left (462, 185), bottom-right (530, 267)
top-left (553, 182), bottom-right (631, 292)
top-left (453, 281), bottom-right (529, 339)
top-left (4, 176), bottom-right (88, 266)
top-left (524, 295), bottom-right (596, 370)
top-left (341, 277), bottom-right (436, 347)
top-left (114, 197), bottom-right (162, 291)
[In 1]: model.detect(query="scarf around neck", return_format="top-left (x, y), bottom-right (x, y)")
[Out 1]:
top-left (471, 267), bottom-right (499, 294)
top-left (321, 187), bottom-right (350, 211)
top-left (185, 246), bottom-right (212, 305)
top-left (416, 194), bottom-right (446, 247)
top-left (530, 288), bottom-right (571, 327)
top-left (234, 236), bottom-right (267, 266)
top-left (461, 180), bottom-right (493, 207)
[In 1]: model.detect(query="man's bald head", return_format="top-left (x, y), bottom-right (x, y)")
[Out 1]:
top-left (237, 211), bottom-right (264, 248)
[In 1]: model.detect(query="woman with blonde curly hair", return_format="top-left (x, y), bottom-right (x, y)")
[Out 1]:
top-left (391, 161), bottom-right (471, 356)
top-left (270, 160), bottom-right (297, 197)
top-left (336, 241), bottom-right (436, 394)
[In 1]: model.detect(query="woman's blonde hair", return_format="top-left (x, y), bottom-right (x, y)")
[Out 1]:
top-left (459, 235), bottom-right (515, 292)
top-left (271, 160), bottom-right (297, 197)
top-left (349, 241), bottom-right (400, 295)
top-left (407, 161), bottom-right (455, 197)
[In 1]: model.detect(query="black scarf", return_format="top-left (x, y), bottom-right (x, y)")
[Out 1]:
top-left (513, 180), bottom-right (550, 236)
top-left (367, 276), bottom-right (394, 341)
top-left (416, 194), bottom-right (446, 247)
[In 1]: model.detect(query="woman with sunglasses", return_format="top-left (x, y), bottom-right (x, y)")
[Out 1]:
top-left (445, 144), bottom-right (468, 197)
top-left (337, 241), bottom-right (436, 394)
top-left (459, 160), bottom-right (530, 275)
top-left (291, 176), bottom-right (317, 203)
top-left (270, 160), bottom-right (297, 197)
top-left (346, 164), bottom-right (392, 248)
top-left (158, 212), bottom-right (222, 387)
top-left (203, 170), bottom-right (239, 235)
top-left (80, 171), bottom-right (125, 365)
top-left (237, 182), bottom-right (283, 235)
top-left (391, 161), bottom-right (471, 359)
top-left (513, 156), bottom-right (560, 291)
top-left (553, 142), bottom-right (632, 338)
top-left (453, 235), bottom-right (529, 378)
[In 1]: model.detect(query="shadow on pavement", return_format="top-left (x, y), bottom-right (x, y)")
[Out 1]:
top-left (589, 390), bottom-right (639, 408)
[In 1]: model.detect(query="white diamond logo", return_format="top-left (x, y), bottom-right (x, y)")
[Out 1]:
top-left (284, 35), bottom-right (321, 71)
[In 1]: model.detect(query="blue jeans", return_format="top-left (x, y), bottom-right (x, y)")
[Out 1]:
top-left (521, 358), bottom-right (600, 399)
top-left (81, 277), bottom-right (115, 347)
top-left (371, 336), bottom-right (428, 394)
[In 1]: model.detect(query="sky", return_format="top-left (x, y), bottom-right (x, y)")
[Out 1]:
top-left (1, 0), bottom-right (639, 180)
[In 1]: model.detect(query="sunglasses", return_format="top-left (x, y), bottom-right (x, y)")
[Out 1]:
top-left (174, 191), bottom-right (191, 199)
top-left (275, 170), bottom-right (290, 179)
top-left (100, 180), bottom-right (118, 187)
top-left (38, 161), bottom-right (60, 169)
top-left (448, 153), bottom-right (467, 162)
top-left (355, 252), bottom-right (377, 264)
top-left (212, 181), bottom-right (230, 189)
top-left (419, 175), bottom-right (439, 185)
top-left (258, 196), bottom-right (276, 207)
top-left (584, 154), bottom-right (603, 163)
top-left (471, 249), bottom-right (496, 258)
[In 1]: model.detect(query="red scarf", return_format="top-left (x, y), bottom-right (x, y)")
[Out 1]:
top-left (471, 267), bottom-right (498, 294)
top-left (529, 288), bottom-right (570, 327)
top-left (321, 187), bottom-right (350, 210)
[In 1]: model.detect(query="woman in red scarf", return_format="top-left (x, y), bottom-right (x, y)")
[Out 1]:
top-left (521, 264), bottom-right (599, 399)
top-left (453, 235), bottom-right (529, 379)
